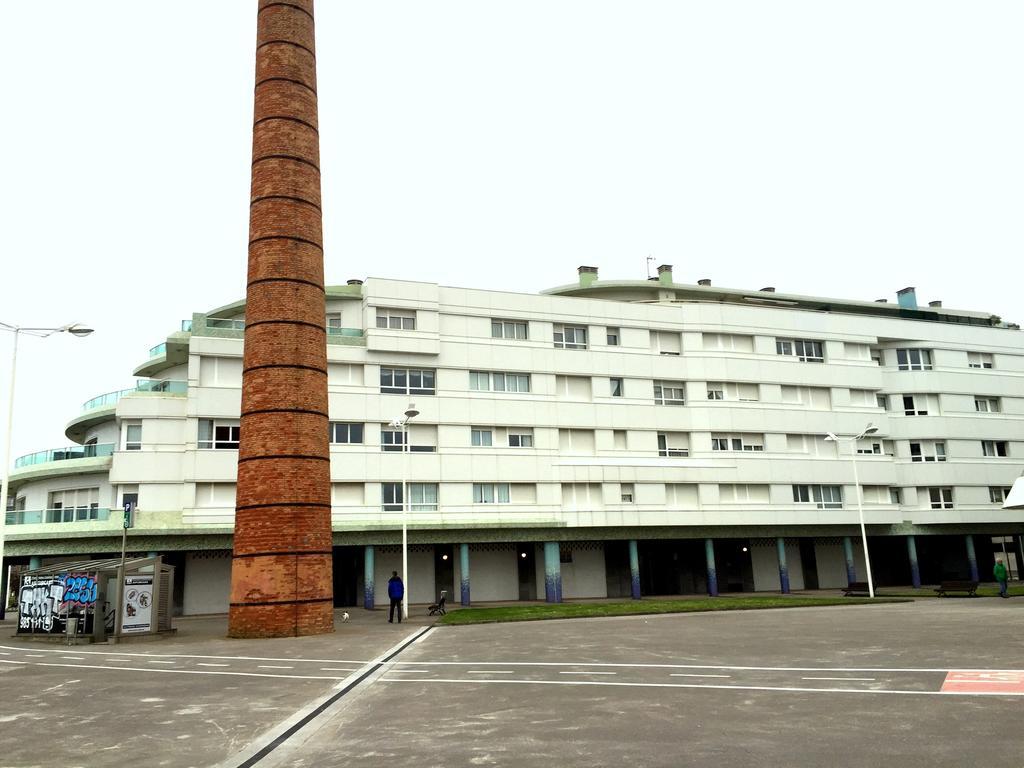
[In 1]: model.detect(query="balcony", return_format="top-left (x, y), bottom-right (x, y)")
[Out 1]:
top-left (148, 342), bottom-right (166, 358)
top-left (15, 443), bottom-right (114, 469)
top-left (5, 507), bottom-right (112, 526)
top-left (82, 379), bottom-right (187, 411)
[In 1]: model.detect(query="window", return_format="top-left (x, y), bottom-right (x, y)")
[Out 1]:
top-left (124, 423), bottom-right (142, 451)
top-left (559, 429), bottom-right (595, 454)
top-left (849, 389), bottom-right (878, 407)
top-left (375, 308), bottom-right (416, 330)
top-left (613, 430), bottom-right (627, 449)
top-left (492, 319), bottom-right (528, 340)
top-left (856, 441), bottom-right (883, 455)
top-left (781, 386), bottom-right (831, 408)
top-left (896, 349), bottom-right (933, 371)
top-left (654, 380), bottom-right (686, 406)
top-left (553, 324), bottom-right (588, 350)
top-left (329, 422), bottom-right (364, 444)
top-left (470, 371), bottom-right (530, 393)
top-left (559, 544), bottom-right (574, 564)
top-left (473, 483), bottom-right (510, 504)
top-left (555, 375), bottom-right (591, 400)
top-left (652, 331), bottom-right (681, 356)
top-left (776, 338), bottom-right (824, 362)
top-left (703, 333), bottom-right (753, 352)
top-left (620, 483), bottom-right (634, 503)
top-left (902, 395), bottom-right (928, 416)
top-left (909, 441), bottom-right (946, 462)
top-left (199, 419), bottom-right (240, 449)
top-left (889, 488), bottom-right (902, 504)
top-left (657, 432), bottom-right (689, 457)
top-left (471, 428), bottom-right (493, 447)
top-left (876, 394), bottom-right (889, 410)
top-left (928, 487), bottom-right (953, 509)
top-left (508, 429), bottom-right (534, 448)
top-left (382, 482), bottom-right (437, 511)
top-left (707, 382), bottom-right (759, 402)
top-left (719, 484), bottom-right (769, 503)
top-left (968, 352), bottom-right (994, 369)
top-left (380, 429), bottom-right (407, 452)
top-left (975, 397), bottom-right (1000, 413)
top-left (610, 377), bottom-right (624, 397)
top-left (606, 327), bottom-right (620, 346)
top-left (792, 484), bottom-right (843, 509)
top-left (380, 367), bottom-right (435, 395)
top-left (48, 488), bottom-right (100, 522)
top-left (711, 434), bottom-right (764, 452)
top-left (990, 487), bottom-right (1012, 503)
top-left (982, 440), bottom-right (1009, 458)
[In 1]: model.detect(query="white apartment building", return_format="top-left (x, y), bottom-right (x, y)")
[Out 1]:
top-left (5, 266), bottom-right (1023, 614)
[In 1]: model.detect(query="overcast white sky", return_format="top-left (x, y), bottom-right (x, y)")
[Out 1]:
top-left (0, 1), bottom-right (1021, 462)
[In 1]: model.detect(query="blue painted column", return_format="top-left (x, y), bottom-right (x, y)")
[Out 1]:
top-left (776, 538), bottom-right (790, 594)
top-left (843, 536), bottom-right (857, 585)
top-left (543, 542), bottom-right (562, 603)
top-left (628, 540), bottom-right (641, 600)
top-left (28, 556), bottom-right (41, 570)
top-left (907, 536), bottom-right (921, 588)
top-left (705, 538), bottom-right (718, 597)
top-left (147, 551), bottom-right (158, 559)
top-left (965, 534), bottom-right (979, 582)
top-left (459, 543), bottom-right (471, 606)
top-left (363, 545), bottom-right (375, 610)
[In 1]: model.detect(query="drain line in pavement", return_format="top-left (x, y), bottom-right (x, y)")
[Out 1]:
top-left (229, 626), bottom-right (434, 768)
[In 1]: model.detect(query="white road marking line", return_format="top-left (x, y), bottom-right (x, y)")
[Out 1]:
top-left (559, 671), bottom-right (617, 676)
top-left (319, 667), bottom-right (356, 672)
top-left (258, 665), bottom-right (294, 670)
top-left (670, 673), bottom-right (731, 679)
top-left (25, 654), bottom-right (45, 658)
top-left (25, 660), bottom-right (347, 681)
top-left (0, 651), bottom-right (9, 655)
top-left (382, 677), bottom-right (1024, 697)
top-left (106, 659), bottom-right (133, 663)
top-left (61, 656), bottom-right (85, 661)
top-left (0, 644), bottom-right (368, 665)
top-left (0, 660), bottom-right (28, 665)
top-left (803, 677), bottom-right (877, 682)
top-left (387, 660), bottom-right (1023, 674)
top-left (197, 663), bottom-right (230, 667)
top-left (147, 660), bottom-right (176, 665)
top-left (384, 669), bottom-right (430, 674)
top-left (467, 670), bottom-right (515, 674)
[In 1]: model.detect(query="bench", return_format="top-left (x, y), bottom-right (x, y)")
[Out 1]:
top-left (934, 580), bottom-right (979, 597)
top-left (842, 581), bottom-right (871, 596)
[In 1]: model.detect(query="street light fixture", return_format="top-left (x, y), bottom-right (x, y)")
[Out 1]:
top-left (825, 423), bottom-right (878, 598)
top-left (389, 403), bottom-right (418, 620)
top-left (0, 322), bottom-right (94, 618)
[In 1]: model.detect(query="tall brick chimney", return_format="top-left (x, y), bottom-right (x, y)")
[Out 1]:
top-left (228, 0), bottom-right (334, 638)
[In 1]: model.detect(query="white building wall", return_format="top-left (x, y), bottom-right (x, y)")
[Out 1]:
top-left (561, 546), bottom-right (607, 599)
top-left (458, 546), bottom-right (520, 602)
top-left (183, 552), bottom-right (231, 615)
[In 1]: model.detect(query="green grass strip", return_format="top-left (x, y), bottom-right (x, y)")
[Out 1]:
top-left (877, 585), bottom-right (1024, 599)
top-left (437, 595), bottom-right (911, 626)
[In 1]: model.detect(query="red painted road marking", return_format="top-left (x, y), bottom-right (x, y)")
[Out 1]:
top-left (942, 671), bottom-right (1024, 694)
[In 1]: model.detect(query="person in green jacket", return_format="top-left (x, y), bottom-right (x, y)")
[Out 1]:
top-left (994, 559), bottom-right (1009, 598)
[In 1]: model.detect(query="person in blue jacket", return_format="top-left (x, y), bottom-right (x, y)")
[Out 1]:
top-left (387, 571), bottom-right (404, 623)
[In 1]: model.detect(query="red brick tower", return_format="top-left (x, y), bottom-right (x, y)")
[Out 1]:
top-left (228, 0), bottom-right (334, 638)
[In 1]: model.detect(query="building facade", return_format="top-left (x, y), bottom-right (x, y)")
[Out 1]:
top-left (5, 267), bottom-right (1024, 614)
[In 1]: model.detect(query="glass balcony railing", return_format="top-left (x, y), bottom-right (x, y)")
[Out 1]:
top-left (15, 443), bottom-right (115, 469)
top-left (207, 318), bottom-right (245, 330)
top-left (148, 342), bottom-right (167, 358)
top-left (5, 507), bottom-right (112, 526)
top-left (82, 380), bottom-right (187, 411)
top-left (327, 327), bottom-right (364, 338)
top-left (181, 319), bottom-right (193, 332)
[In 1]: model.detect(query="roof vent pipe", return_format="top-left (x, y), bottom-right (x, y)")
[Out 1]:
top-left (578, 265), bottom-right (599, 288)
top-left (760, 287), bottom-right (775, 293)
top-left (657, 264), bottom-right (673, 286)
top-left (346, 279), bottom-right (363, 286)
top-left (897, 286), bottom-right (917, 309)
top-left (928, 300), bottom-right (942, 308)
top-left (697, 279), bottom-right (711, 287)
top-left (875, 299), bottom-right (888, 303)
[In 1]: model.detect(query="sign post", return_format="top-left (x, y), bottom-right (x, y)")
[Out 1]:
top-left (115, 501), bottom-right (135, 641)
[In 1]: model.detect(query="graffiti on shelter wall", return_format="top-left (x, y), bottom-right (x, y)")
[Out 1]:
top-left (17, 572), bottom-right (98, 634)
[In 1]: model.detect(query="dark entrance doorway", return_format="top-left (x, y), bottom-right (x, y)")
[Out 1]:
top-left (434, 544), bottom-right (454, 601)
top-left (604, 541), bottom-right (632, 598)
top-left (517, 544), bottom-right (536, 600)
top-left (638, 540), bottom-right (706, 595)
top-left (332, 546), bottom-right (362, 607)
top-left (799, 539), bottom-right (819, 590)
top-left (717, 539), bottom-right (755, 592)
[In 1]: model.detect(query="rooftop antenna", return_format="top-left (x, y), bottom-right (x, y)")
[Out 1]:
top-left (646, 255), bottom-right (656, 278)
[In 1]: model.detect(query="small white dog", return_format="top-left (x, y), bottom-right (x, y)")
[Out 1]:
top-left (341, 612), bottom-right (350, 622)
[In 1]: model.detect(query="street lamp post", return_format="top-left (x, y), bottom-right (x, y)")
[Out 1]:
top-left (0, 322), bottom-right (93, 618)
top-left (825, 423), bottom-right (878, 598)
top-left (390, 403), bottom-right (418, 620)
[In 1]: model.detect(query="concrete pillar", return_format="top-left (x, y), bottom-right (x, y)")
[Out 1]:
top-left (459, 543), bottom-right (470, 606)
top-left (28, 556), bottom-right (41, 570)
top-left (705, 538), bottom-right (718, 597)
top-left (906, 536), bottom-right (921, 588)
top-left (543, 542), bottom-right (562, 603)
top-left (628, 540), bottom-right (641, 600)
top-left (843, 536), bottom-right (857, 584)
top-left (228, 0), bottom-right (334, 639)
top-left (965, 534), bottom-right (979, 582)
top-left (776, 537), bottom-right (790, 594)
top-left (363, 546), bottom-right (374, 610)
